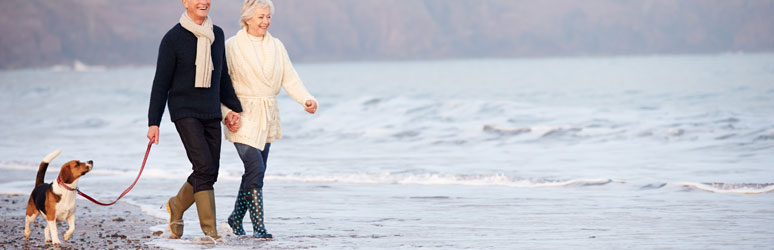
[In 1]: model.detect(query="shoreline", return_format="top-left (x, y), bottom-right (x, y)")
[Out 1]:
top-left (0, 194), bottom-right (169, 249)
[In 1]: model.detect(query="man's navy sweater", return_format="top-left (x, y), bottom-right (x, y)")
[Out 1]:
top-left (148, 23), bottom-right (242, 127)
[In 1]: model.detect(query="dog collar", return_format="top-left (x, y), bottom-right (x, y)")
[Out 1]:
top-left (56, 177), bottom-right (77, 192)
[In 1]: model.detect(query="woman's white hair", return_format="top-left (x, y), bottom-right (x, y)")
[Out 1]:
top-left (240, 0), bottom-right (275, 29)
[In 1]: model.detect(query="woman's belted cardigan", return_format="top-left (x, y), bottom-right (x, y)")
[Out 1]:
top-left (222, 29), bottom-right (316, 150)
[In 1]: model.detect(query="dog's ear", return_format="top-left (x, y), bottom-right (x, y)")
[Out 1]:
top-left (60, 161), bottom-right (76, 184)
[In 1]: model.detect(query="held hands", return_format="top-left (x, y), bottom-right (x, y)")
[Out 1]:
top-left (148, 113), bottom-right (240, 144)
top-left (225, 111), bottom-right (242, 132)
top-left (222, 101), bottom-right (310, 134)
top-left (305, 100), bottom-right (318, 114)
top-left (147, 125), bottom-right (159, 144)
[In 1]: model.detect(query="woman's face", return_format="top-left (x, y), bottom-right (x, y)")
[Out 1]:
top-left (183, 0), bottom-right (211, 24)
top-left (247, 7), bottom-right (271, 36)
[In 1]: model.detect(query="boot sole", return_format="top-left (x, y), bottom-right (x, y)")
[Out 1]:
top-left (166, 200), bottom-right (181, 239)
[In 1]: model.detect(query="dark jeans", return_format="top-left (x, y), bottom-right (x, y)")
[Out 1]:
top-left (234, 143), bottom-right (271, 190)
top-left (174, 117), bottom-right (221, 193)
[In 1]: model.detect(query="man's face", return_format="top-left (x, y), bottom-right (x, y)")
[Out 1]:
top-left (183, 0), bottom-right (211, 23)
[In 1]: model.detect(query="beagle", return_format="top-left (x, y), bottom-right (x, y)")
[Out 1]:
top-left (24, 149), bottom-right (93, 245)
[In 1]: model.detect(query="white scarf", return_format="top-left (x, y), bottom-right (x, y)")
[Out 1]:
top-left (179, 12), bottom-right (214, 88)
top-left (231, 29), bottom-right (281, 89)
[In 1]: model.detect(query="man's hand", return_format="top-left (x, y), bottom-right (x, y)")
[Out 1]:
top-left (304, 100), bottom-right (318, 114)
top-left (147, 125), bottom-right (159, 144)
top-left (225, 111), bottom-right (241, 132)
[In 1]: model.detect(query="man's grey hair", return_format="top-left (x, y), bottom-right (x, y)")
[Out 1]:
top-left (240, 0), bottom-right (275, 29)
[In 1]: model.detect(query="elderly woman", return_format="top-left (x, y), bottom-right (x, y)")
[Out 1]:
top-left (221, 0), bottom-right (318, 239)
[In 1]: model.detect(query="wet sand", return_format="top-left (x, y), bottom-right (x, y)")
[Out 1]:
top-left (0, 194), bottom-right (169, 250)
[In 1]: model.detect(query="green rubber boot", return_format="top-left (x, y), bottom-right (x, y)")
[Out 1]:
top-left (194, 190), bottom-right (220, 240)
top-left (166, 182), bottom-right (194, 239)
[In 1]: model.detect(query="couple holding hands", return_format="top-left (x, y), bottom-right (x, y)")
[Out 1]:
top-left (146, 0), bottom-right (317, 240)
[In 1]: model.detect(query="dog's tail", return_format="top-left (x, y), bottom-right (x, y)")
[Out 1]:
top-left (36, 149), bottom-right (62, 186)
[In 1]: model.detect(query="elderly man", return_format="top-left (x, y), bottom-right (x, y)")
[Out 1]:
top-left (146, 0), bottom-right (242, 240)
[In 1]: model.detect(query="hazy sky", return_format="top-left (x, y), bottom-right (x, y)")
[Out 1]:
top-left (1, 0), bottom-right (773, 68)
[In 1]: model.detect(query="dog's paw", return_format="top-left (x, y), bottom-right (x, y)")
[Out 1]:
top-left (64, 232), bottom-right (73, 241)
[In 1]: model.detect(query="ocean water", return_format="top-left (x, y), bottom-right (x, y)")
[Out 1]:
top-left (1, 54), bottom-right (773, 249)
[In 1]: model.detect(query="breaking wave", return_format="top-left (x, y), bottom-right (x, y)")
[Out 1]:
top-left (674, 182), bottom-right (774, 194)
top-left (1, 162), bottom-right (770, 195)
top-left (265, 173), bottom-right (617, 188)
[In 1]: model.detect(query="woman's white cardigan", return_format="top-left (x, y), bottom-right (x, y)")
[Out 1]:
top-left (222, 29), bottom-right (315, 151)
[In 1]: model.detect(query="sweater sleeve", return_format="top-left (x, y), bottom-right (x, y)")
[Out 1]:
top-left (277, 40), bottom-right (316, 107)
top-left (221, 39), bottom-right (238, 121)
top-left (147, 33), bottom-right (176, 127)
top-left (219, 45), bottom-right (243, 114)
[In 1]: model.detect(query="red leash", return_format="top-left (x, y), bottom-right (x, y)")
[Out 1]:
top-left (58, 138), bottom-right (154, 206)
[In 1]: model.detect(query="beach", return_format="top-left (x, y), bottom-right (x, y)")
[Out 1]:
top-left (0, 193), bottom-right (166, 249)
top-left (0, 54), bottom-right (772, 249)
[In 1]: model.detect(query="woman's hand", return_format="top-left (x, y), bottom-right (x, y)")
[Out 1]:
top-left (225, 111), bottom-right (241, 132)
top-left (147, 125), bottom-right (159, 144)
top-left (304, 100), bottom-right (318, 114)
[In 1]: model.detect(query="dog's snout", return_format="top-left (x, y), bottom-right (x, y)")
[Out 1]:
top-left (86, 160), bottom-right (93, 169)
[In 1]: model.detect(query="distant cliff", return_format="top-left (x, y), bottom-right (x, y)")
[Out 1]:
top-left (1, 0), bottom-right (773, 69)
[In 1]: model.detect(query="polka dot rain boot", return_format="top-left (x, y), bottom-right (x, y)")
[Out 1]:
top-left (245, 188), bottom-right (272, 239)
top-left (227, 188), bottom-right (247, 235)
